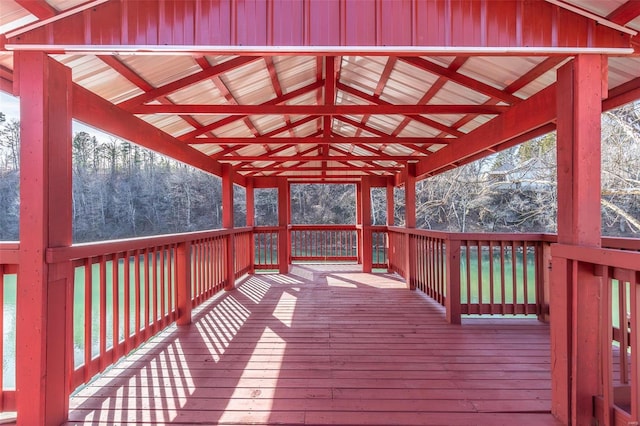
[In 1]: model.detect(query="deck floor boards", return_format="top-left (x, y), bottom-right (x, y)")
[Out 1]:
top-left (66, 264), bottom-right (561, 425)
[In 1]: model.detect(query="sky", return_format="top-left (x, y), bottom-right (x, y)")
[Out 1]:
top-left (1, 91), bottom-right (113, 142)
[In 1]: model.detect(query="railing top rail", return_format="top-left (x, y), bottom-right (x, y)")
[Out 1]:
top-left (387, 226), bottom-right (550, 242)
top-left (253, 226), bottom-right (283, 232)
top-left (0, 242), bottom-right (20, 264)
top-left (552, 243), bottom-right (640, 272)
top-left (45, 227), bottom-right (252, 263)
top-left (289, 224), bottom-right (358, 231)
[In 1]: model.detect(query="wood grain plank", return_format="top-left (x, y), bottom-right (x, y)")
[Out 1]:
top-left (67, 264), bottom-right (557, 426)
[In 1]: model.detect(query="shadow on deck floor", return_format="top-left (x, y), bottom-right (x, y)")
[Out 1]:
top-left (66, 264), bottom-right (561, 425)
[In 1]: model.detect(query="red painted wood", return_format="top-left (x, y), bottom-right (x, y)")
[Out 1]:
top-left (132, 103), bottom-right (508, 115)
top-left (386, 180), bottom-right (394, 227)
top-left (222, 165), bottom-right (235, 290)
top-left (14, 0), bottom-right (57, 19)
top-left (554, 55), bottom-right (605, 426)
top-left (10, 0), bottom-right (630, 50)
top-left (67, 264), bottom-right (558, 426)
top-left (176, 242), bottom-right (192, 326)
top-left (360, 177), bottom-right (372, 273)
top-left (277, 179), bottom-right (290, 274)
top-left (607, 0), bottom-right (640, 25)
top-left (72, 84), bottom-right (226, 181)
top-left (16, 52), bottom-right (73, 426)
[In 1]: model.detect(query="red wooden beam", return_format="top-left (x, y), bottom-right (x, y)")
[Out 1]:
top-left (178, 80), bottom-right (324, 141)
top-left (219, 155), bottom-right (416, 162)
top-left (15, 0), bottom-right (57, 19)
top-left (189, 136), bottom-right (451, 145)
top-left (100, 55), bottom-right (209, 135)
top-left (195, 56), bottom-right (262, 139)
top-left (236, 166), bottom-right (398, 173)
top-left (337, 83), bottom-right (466, 137)
top-left (71, 84), bottom-right (249, 183)
top-left (119, 57), bottom-right (260, 109)
top-left (414, 84), bottom-right (556, 179)
top-left (355, 57), bottom-right (398, 138)
top-left (400, 57), bottom-right (521, 104)
top-left (607, 0), bottom-right (640, 25)
top-left (391, 57), bottom-right (468, 137)
top-left (134, 104), bottom-right (509, 115)
top-left (434, 56), bottom-right (567, 137)
top-left (264, 57), bottom-right (295, 136)
top-left (603, 76), bottom-right (640, 110)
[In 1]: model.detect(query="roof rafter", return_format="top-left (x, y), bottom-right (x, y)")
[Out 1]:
top-left (14, 0), bottom-right (57, 19)
top-left (354, 57), bottom-right (398, 138)
top-left (400, 57), bottom-right (522, 104)
top-left (608, 0), bottom-right (640, 25)
top-left (391, 57), bottom-right (468, 137)
top-left (178, 80), bottom-right (324, 141)
top-left (218, 155), bottom-right (417, 162)
top-left (337, 83), bottom-right (466, 137)
top-left (99, 55), bottom-right (210, 135)
top-left (263, 57), bottom-right (295, 137)
top-left (119, 56), bottom-right (260, 109)
top-left (134, 104), bottom-right (509, 115)
top-left (187, 136), bottom-right (450, 145)
top-left (435, 56), bottom-right (567, 137)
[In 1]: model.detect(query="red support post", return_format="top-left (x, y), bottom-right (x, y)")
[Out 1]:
top-left (176, 241), bottom-right (192, 326)
top-left (356, 183), bottom-right (363, 264)
top-left (277, 178), bottom-right (290, 274)
top-left (222, 164), bottom-right (235, 290)
top-left (16, 52), bottom-right (73, 426)
top-left (246, 179), bottom-right (255, 274)
top-left (552, 55), bottom-right (604, 425)
top-left (386, 178), bottom-right (395, 227)
top-left (445, 238), bottom-right (462, 324)
top-left (360, 177), bottom-right (373, 273)
top-left (405, 165), bottom-right (417, 290)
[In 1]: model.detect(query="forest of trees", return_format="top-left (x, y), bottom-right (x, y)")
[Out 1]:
top-left (0, 103), bottom-right (639, 242)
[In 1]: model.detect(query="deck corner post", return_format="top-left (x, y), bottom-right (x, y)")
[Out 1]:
top-left (222, 164), bottom-right (235, 291)
top-left (176, 241), bottom-right (192, 326)
top-left (16, 52), bottom-right (73, 426)
top-left (404, 165), bottom-right (417, 289)
top-left (277, 178), bottom-right (290, 274)
top-left (246, 179), bottom-right (255, 274)
top-left (553, 54), bottom-right (604, 425)
top-left (445, 238), bottom-right (462, 324)
top-left (360, 177), bottom-right (373, 273)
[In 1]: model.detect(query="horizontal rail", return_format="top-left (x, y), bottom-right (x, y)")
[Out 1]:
top-left (0, 243), bottom-right (19, 265)
top-left (46, 228), bottom-right (252, 263)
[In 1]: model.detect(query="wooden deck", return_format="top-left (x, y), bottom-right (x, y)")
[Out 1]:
top-left (67, 264), bottom-right (560, 425)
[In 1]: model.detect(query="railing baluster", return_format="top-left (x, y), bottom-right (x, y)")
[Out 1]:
top-left (489, 241), bottom-right (495, 316)
top-left (523, 241), bottom-right (529, 315)
top-left (83, 257), bottom-right (92, 382)
top-left (123, 251), bottom-right (131, 354)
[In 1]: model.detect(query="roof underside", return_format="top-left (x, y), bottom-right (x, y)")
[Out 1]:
top-left (1, 0), bottom-right (640, 187)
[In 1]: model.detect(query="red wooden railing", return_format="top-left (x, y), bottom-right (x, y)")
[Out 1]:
top-left (253, 226), bottom-right (280, 270)
top-left (370, 226), bottom-right (389, 269)
top-left (44, 228), bottom-right (251, 392)
top-left (0, 242), bottom-right (18, 412)
top-left (553, 244), bottom-right (640, 425)
top-left (290, 225), bottom-right (358, 262)
top-left (388, 228), bottom-right (552, 323)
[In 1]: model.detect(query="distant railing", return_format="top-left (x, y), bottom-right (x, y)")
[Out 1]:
top-left (553, 244), bottom-right (640, 425)
top-left (0, 242), bottom-right (18, 412)
top-left (370, 226), bottom-right (389, 269)
top-left (253, 226), bottom-right (280, 270)
top-left (290, 225), bottom-right (358, 262)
